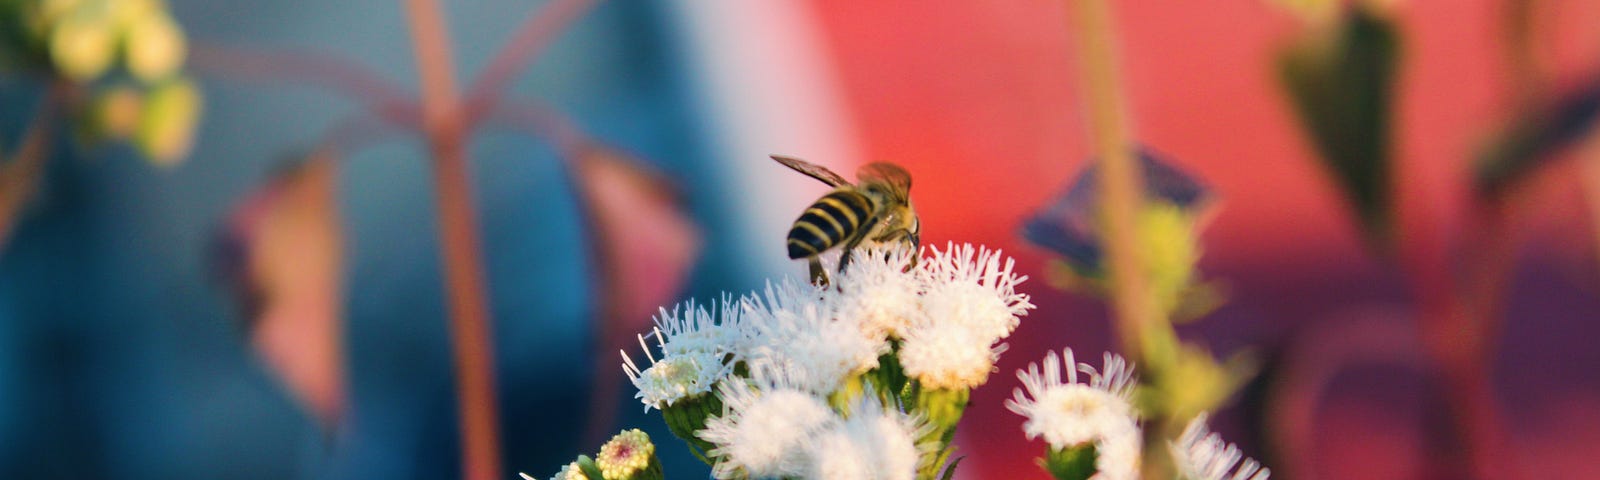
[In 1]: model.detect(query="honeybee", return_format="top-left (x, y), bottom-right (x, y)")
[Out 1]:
top-left (771, 154), bottom-right (920, 284)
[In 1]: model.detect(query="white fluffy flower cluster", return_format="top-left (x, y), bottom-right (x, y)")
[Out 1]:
top-left (618, 242), bottom-right (1033, 479)
top-left (622, 297), bottom-right (741, 411)
top-left (1007, 348), bottom-right (1143, 480)
top-left (623, 242), bottom-right (1034, 409)
top-left (1171, 414), bottom-right (1270, 480)
top-left (697, 374), bottom-right (932, 480)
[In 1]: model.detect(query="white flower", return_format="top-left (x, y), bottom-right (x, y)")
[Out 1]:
top-left (651, 295), bottom-right (743, 358)
top-left (828, 246), bottom-right (926, 340)
top-left (1171, 414), bottom-right (1270, 480)
top-left (1095, 425), bottom-right (1143, 480)
top-left (919, 243), bottom-right (1033, 344)
top-left (898, 319), bottom-right (1005, 390)
top-left (801, 397), bottom-right (933, 480)
top-left (623, 295), bottom-right (745, 411)
top-left (622, 343), bottom-right (731, 411)
top-left (698, 376), bottom-right (837, 479)
top-left (1007, 349), bottom-right (1139, 450)
top-left (740, 277), bottom-right (883, 394)
top-left (524, 463), bottom-right (585, 480)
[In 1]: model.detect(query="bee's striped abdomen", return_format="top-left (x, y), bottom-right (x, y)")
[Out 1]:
top-left (787, 190), bottom-right (872, 259)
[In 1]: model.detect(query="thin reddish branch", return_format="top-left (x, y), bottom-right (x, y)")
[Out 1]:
top-left (0, 90), bottom-right (59, 254)
top-left (1395, 126), bottom-right (1524, 480)
top-left (463, 0), bottom-right (603, 120)
top-left (478, 99), bottom-right (593, 156)
top-left (190, 44), bottom-right (417, 122)
top-left (403, 1), bottom-right (503, 480)
top-left (313, 110), bottom-right (418, 158)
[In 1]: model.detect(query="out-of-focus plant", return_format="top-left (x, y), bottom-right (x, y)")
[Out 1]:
top-left (0, 0), bottom-right (201, 253)
top-left (1276, 3), bottom-right (1399, 247)
top-left (1022, 148), bottom-right (1258, 478)
top-left (196, 1), bottom-right (703, 479)
top-left (0, 0), bottom-right (200, 162)
top-left (1018, 1), bottom-right (1267, 478)
top-left (1265, 1), bottom-right (1600, 478)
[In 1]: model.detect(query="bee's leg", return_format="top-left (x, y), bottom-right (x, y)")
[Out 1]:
top-left (837, 233), bottom-right (867, 274)
top-left (837, 213), bottom-right (880, 275)
top-left (809, 257), bottom-right (830, 287)
top-left (878, 228), bottom-right (918, 271)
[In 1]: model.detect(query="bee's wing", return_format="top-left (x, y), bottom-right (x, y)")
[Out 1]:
top-left (771, 154), bottom-right (850, 187)
top-left (857, 162), bottom-right (912, 193)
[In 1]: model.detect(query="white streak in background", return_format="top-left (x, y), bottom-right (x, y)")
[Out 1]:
top-left (664, 0), bottom-right (864, 282)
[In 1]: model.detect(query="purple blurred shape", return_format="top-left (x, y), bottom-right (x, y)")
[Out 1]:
top-left (1020, 147), bottom-right (1211, 275)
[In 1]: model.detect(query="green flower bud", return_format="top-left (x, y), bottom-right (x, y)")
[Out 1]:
top-left (659, 390), bottom-right (721, 463)
top-left (575, 455), bottom-right (603, 480)
top-left (914, 386), bottom-right (969, 435)
top-left (1042, 442), bottom-right (1097, 480)
top-left (596, 429), bottom-right (663, 480)
top-left (135, 76), bottom-right (202, 165)
top-left (912, 386), bottom-right (969, 479)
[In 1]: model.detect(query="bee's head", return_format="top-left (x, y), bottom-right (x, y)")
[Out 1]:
top-left (909, 213), bottom-right (920, 249)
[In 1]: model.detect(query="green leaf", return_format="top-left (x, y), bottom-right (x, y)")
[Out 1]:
top-left (939, 455), bottom-right (966, 480)
top-left (576, 455), bottom-right (604, 480)
top-left (1278, 7), bottom-right (1401, 247)
top-left (1474, 83), bottom-right (1600, 198)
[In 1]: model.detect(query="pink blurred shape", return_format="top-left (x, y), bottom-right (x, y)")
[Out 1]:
top-left (220, 153), bottom-right (346, 427)
top-left (570, 145), bottom-right (701, 445)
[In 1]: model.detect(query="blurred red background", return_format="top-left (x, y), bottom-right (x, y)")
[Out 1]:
top-left (805, 1), bottom-right (1600, 478)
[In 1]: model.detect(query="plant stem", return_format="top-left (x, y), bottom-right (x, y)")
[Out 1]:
top-left (1402, 149), bottom-right (1519, 480)
top-left (0, 85), bottom-right (61, 255)
top-left (1066, 0), bottom-right (1153, 362)
top-left (464, 0), bottom-right (602, 119)
top-left (189, 44), bottom-right (417, 121)
top-left (1586, 138), bottom-right (1600, 273)
top-left (402, 2), bottom-right (503, 480)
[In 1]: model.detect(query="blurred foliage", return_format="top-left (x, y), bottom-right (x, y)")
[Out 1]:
top-left (0, 0), bottom-right (199, 165)
top-left (1266, 0), bottom-right (1340, 24)
top-left (1475, 80), bottom-right (1600, 198)
top-left (1021, 148), bottom-right (1210, 279)
top-left (213, 154), bottom-right (347, 426)
top-left (1024, 149), bottom-right (1224, 322)
top-left (1023, 147), bottom-right (1255, 475)
top-left (1277, 5), bottom-right (1400, 247)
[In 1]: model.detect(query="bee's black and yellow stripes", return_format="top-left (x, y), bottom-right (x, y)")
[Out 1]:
top-left (787, 190), bottom-right (873, 259)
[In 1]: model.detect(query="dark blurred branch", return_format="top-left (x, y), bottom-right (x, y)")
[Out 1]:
top-left (0, 85), bottom-right (61, 255)
top-left (1586, 137), bottom-right (1600, 273)
top-left (1408, 198), bottom-right (1518, 480)
top-left (1270, 313), bottom-right (1424, 480)
top-left (463, 0), bottom-right (603, 121)
top-left (403, 1), bottom-right (503, 480)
